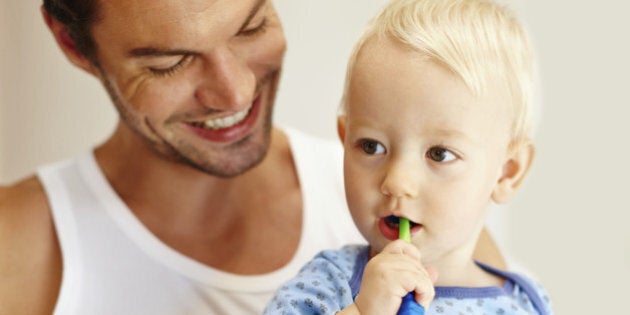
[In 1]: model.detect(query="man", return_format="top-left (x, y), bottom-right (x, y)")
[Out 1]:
top-left (0, 0), bottom-right (505, 314)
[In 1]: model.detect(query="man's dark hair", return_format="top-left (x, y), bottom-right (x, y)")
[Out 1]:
top-left (43, 0), bottom-right (100, 63)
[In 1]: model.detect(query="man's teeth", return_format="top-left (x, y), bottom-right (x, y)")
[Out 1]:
top-left (202, 106), bottom-right (251, 130)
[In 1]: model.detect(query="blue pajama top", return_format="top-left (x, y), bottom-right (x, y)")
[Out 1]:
top-left (264, 245), bottom-right (553, 315)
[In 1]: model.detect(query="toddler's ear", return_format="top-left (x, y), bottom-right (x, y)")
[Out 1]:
top-left (337, 116), bottom-right (347, 143)
top-left (491, 141), bottom-right (535, 204)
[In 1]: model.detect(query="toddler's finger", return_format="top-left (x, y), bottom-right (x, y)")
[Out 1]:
top-left (384, 239), bottom-right (422, 261)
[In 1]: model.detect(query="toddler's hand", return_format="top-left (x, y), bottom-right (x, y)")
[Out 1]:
top-left (352, 240), bottom-right (437, 315)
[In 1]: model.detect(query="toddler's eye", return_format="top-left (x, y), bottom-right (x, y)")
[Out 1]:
top-left (359, 139), bottom-right (386, 155)
top-left (427, 147), bottom-right (456, 162)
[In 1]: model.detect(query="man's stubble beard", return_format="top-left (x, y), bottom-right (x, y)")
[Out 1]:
top-left (100, 68), bottom-right (281, 178)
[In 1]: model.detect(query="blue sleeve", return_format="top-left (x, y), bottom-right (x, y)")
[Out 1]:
top-left (263, 250), bottom-right (357, 315)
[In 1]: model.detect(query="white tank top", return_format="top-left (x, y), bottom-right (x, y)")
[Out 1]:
top-left (38, 127), bottom-right (365, 315)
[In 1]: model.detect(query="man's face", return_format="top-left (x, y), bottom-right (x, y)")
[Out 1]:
top-left (90, 0), bottom-right (286, 177)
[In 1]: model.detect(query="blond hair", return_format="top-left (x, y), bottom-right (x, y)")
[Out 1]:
top-left (341, 0), bottom-right (536, 143)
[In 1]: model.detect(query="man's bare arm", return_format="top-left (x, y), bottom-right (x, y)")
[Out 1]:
top-left (0, 178), bottom-right (62, 314)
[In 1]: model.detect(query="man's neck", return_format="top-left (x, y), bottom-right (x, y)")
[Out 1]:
top-left (93, 125), bottom-right (303, 274)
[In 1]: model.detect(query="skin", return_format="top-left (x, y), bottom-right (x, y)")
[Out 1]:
top-left (0, 1), bottom-right (508, 314)
top-left (337, 36), bottom-right (534, 314)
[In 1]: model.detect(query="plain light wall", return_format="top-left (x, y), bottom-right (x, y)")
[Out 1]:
top-left (1, 1), bottom-right (629, 314)
top-left (0, 0), bottom-right (116, 183)
top-left (512, 1), bottom-right (630, 314)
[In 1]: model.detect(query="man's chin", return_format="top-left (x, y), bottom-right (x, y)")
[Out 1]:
top-left (155, 71), bottom-right (276, 178)
top-left (172, 131), bottom-right (272, 178)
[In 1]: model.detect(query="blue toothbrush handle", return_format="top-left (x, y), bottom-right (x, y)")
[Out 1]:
top-left (397, 293), bottom-right (424, 315)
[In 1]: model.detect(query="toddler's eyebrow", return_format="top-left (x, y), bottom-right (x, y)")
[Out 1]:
top-left (430, 129), bottom-right (467, 138)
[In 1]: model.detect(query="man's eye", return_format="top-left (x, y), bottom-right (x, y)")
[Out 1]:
top-left (359, 139), bottom-right (386, 155)
top-left (239, 18), bottom-right (268, 37)
top-left (427, 147), bottom-right (456, 162)
top-left (148, 55), bottom-right (191, 77)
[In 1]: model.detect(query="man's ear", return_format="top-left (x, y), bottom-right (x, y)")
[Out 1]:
top-left (337, 115), bottom-right (347, 143)
top-left (41, 5), bottom-right (99, 76)
top-left (491, 141), bottom-right (535, 204)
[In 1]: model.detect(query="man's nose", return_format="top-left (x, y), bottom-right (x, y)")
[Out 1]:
top-left (380, 156), bottom-right (421, 199)
top-left (195, 46), bottom-right (256, 111)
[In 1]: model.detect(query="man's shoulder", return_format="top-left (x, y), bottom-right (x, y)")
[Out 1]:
top-left (0, 177), bottom-right (61, 314)
top-left (0, 176), bottom-right (49, 220)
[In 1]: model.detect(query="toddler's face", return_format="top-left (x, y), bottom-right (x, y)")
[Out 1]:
top-left (341, 37), bottom-right (513, 265)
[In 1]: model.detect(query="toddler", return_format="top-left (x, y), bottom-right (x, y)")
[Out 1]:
top-left (264, 0), bottom-right (552, 314)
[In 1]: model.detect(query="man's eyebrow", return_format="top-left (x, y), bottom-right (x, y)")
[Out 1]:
top-left (128, 48), bottom-right (196, 58)
top-left (237, 0), bottom-right (266, 33)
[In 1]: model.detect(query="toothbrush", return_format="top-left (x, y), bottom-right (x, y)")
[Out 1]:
top-left (397, 218), bottom-right (425, 315)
